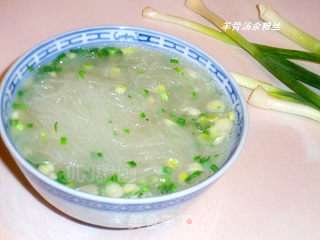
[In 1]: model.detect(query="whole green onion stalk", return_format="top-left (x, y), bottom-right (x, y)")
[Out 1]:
top-left (258, 4), bottom-right (320, 54)
top-left (248, 86), bottom-right (320, 122)
top-left (142, 7), bottom-right (320, 63)
top-left (184, 0), bottom-right (320, 108)
top-left (231, 72), bottom-right (320, 122)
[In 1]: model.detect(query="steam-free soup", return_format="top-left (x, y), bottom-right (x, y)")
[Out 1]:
top-left (10, 46), bottom-right (235, 198)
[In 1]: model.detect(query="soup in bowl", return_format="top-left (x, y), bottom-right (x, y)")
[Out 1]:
top-left (0, 26), bottom-right (248, 228)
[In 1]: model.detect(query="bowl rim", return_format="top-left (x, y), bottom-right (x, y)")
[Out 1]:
top-left (0, 25), bottom-right (248, 205)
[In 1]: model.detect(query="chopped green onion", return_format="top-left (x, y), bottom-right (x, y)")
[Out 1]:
top-left (170, 112), bottom-right (177, 119)
top-left (190, 91), bottom-right (197, 100)
top-left (56, 171), bottom-right (68, 184)
top-left (161, 90), bottom-right (168, 101)
top-left (213, 153), bottom-right (219, 158)
top-left (107, 47), bottom-right (123, 55)
top-left (54, 121), bottom-right (58, 132)
top-left (123, 128), bottom-right (130, 134)
top-left (78, 70), bottom-right (85, 79)
top-left (140, 89), bottom-right (149, 96)
top-left (15, 122), bottom-right (24, 130)
top-left (200, 156), bottom-right (210, 165)
top-left (40, 130), bottom-right (47, 139)
top-left (97, 152), bottom-right (103, 158)
top-left (194, 155), bottom-right (210, 165)
top-left (83, 63), bottom-right (93, 70)
top-left (162, 166), bottom-right (173, 175)
top-left (137, 185), bottom-right (151, 197)
top-left (137, 69), bottom-right (145, 74)
top-left (185, 170), bottom-right (202, 183)
top-left (127, 161), bottom-right (137, 168)
top-left (170, 58), bottom-right (180, 64)
top-left (174, 67), bottom-right (182, 73)
top-left (60, 137), bottom-right (67, 145)
top-left (177, 118), bottom-right (186, 126)
top-left (210, 164), bottom-right (219, 172)
top-left (38, 65), bottom-right (62, 73)
top-left (194, 156), bottom-right (201, 161)
top-left (70, 48), bottom-right (86, 54)
top-left (26, 123), bottom-right (34, 128)
top-left (140, 112), bottom-right (147, 118)
top-left (108, 120), bottom-right (113, 124)
top-left (28, 66), bottom-right (34, 72)
top-left (98, 47), bottom-right (123, 57)
top-left (88, 48), bottom-right (99, 54)
top-left (17, 90), bottom-right (24, 97)
top-left (12, 103), bottom-right (26, 110)
top-left (158, 183), bottom-right (177, 194)
top-left (106, 174), bottom-right (119, 184)
top-left (52, 53), bottom-right (66, 66)
top-left (159, 177), bottom-right (170, 183)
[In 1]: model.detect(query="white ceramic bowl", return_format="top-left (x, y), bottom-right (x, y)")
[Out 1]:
top-left (0, 26), bottom-right (248, 228)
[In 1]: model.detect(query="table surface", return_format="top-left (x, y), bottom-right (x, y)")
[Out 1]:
top-left (1, 0), bottom-right (319, 239)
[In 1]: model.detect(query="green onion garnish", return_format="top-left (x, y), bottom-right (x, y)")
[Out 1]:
top-left (137, 185), bottom-right (151, 197)
top-left (190, 91), bottom-right (197, 99)
top-left (12, 103), bottom-right (26, 110)
top-left (97, 152), bottom-right (103, 158)
top-left (106, 174), bottom-right (119, 184)
top-left (60, 137), bottom-right (67, 145)
top-left (162, 166), bottom-right (172, 175)
top-left (108, 120), bottom-right (113, 124)
top-left (17, 90), bottom-right (24, 97)
top-left (54, 121), bottom-right (58, 132)
top-left (127, 161), bottom-right (137, 168)
top-left (170, 58), bottom-right (180, 64)
top-left (38, 65), bottom-right (62, 73)
top-left (78, 70), bottom-right (85, 79)
top-left (170, 112), bottom-right (177, 119)
top-left (15, 122), bottom-right (24, 130)
top-left (56, 171), bottom-right (68, 184)
top-left (52, 53), bottom-right (66, 66)
top-left (210, 164), bottom-right (219, 172)
top-left (70, 48), bottom-right (86, 54)
top-left (26, 123), bottom-right (34, 128)
top-left (174, 67), bottom-right (182, 73)
top-left (185, 170), bottom-right (202, 183)
top-left (158, 183), bottom-right (177, 195)
top-left (140, 112), bottom-right (147, 118)
top-left (123, 128), bottom-right (130, 134)
top-left (137, 69), bottom-right (145, 74)
top-left (177, 118), bottom-right (186, 126)
top-left (140, 89), bottom-right (149, 96)
top-left (28, 66), bottom-right (34, 72)
top-left (161, 91), bottom-right (168, 101)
